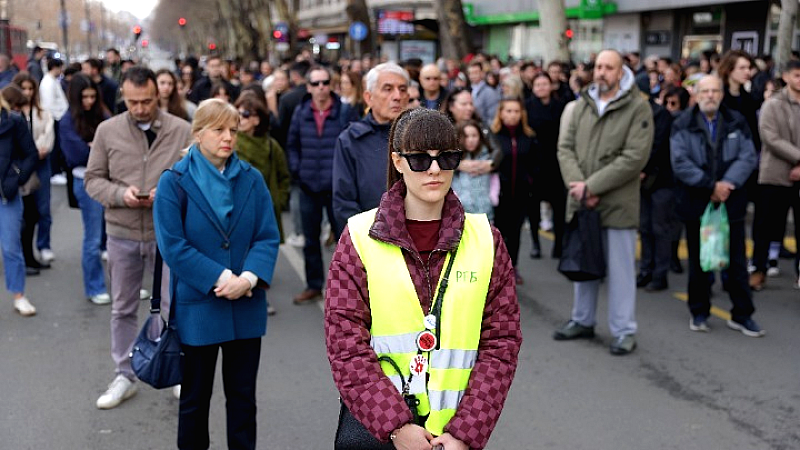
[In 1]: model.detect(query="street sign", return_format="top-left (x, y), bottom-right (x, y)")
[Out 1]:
top-left (349, 21), bottom-right (368, 42)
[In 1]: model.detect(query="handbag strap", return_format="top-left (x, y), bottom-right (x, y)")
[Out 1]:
top-left (149, 247), bottom-right (173, 321)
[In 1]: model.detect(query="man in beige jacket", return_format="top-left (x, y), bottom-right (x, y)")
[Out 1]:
top-left (85, 66), bottom-right (192, 409)
top-left (750, 60), bottom-right (800, 290)
top-left (554, 50), bottom-right (653, 355)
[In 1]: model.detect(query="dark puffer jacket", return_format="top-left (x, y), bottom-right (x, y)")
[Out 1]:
top-left (287, 93), bottom-right (356, 193)
top-left (0, 110), bottom-right (38, 203)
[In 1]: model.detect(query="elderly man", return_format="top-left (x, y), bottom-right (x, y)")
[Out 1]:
top-left (332, 62), bottom-right (410, 233)
top-left (419, 63), bottom-right (447, 110)
top-left (671, 75), bottom-right (762, 337)
top-left (554, 49), bottom-right (653, 355)
top-left (86, 67), bottom-right (192, 409)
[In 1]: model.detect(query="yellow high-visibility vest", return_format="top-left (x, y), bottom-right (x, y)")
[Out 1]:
top-left (347, 208), bottom-right (493, 436)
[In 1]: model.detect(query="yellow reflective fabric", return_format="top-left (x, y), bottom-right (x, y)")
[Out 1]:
top-left (348, 209), bottom-right (493, 436)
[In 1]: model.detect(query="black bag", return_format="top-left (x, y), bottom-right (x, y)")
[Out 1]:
top-left (130, 249), bottom-right (183, 389)
top-left (558, 201), bottom-right (606, 282)
top-left (334, 401), bottom-right (396, 450)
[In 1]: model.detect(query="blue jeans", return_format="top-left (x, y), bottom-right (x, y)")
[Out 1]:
top-left (73, 177), bottom-right (106, 297)
top-left (0, 195), bottom-right (25, 293)
top-left (299, 189), bottom-right (337, 291)
top-left (34, 156), bottom-right (52, 251)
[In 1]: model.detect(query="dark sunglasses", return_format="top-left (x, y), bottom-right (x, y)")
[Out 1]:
top-left (309, 79), bottom-right (331, 87)
top-left (239, 110), bottom-right (253, 118)
top-left (397, 150), bottom-right (462, 172)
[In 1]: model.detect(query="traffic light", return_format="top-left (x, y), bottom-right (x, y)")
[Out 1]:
top-left (141, 39), bottom-right (149, 48)
top-left (272, 30), bottom-right (283, 40)
top-left (208, 42), bottom-right (217, 51)
top-left (564, 28), bottom-right (574, 42)
top-left (133, 25), bottom-right (142, 42)
top-left (178, 17), bottom-right (187, 27)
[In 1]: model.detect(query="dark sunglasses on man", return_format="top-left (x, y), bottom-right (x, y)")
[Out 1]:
top-left (309, 79), bottom-right (331, 87)
top-left (396, 150), bottom-right (462, 172)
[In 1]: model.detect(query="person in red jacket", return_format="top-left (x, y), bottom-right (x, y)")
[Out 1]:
top-left (325, 107), bottom-right (522, 450)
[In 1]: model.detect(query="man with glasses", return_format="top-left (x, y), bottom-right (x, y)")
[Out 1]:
top-left (671, 75), bottom-right (762, 337)
top-left (288, 66), bottom-right (357, 305)
top-left (419, 64), bottom-right (447, 110)
top-left (332, 63), bottom-right (410, 235)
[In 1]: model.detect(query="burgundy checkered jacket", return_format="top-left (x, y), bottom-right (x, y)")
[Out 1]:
top-left (325, 181), bottom-right (522, 449)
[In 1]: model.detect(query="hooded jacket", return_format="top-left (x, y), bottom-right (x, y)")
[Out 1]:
top-left (557, 65), bottom-right (653, 228)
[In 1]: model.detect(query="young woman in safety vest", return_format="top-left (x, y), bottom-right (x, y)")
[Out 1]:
top-left (325, 107), bottom-right (522, 450)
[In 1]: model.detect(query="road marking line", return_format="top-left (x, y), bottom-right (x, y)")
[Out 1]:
top-left (280, 244), bottom-right (326, 312)
top-left (673, 292), bottom-right (731, 321)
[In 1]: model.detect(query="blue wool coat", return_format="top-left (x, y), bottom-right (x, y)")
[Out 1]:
top-left (153, 154), bottom-right (280, 346)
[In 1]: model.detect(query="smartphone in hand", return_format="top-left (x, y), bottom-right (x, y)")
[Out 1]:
top-left (135, 191), bottom-right (150, 199)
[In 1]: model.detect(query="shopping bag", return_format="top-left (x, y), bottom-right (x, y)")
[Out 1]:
top-left (699, 202), bottom-right (730, 272)
top-left (558, 205), bottom-right (606, 281)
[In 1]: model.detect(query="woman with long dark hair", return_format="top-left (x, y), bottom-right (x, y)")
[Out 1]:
top-left (440, 87), bottom-right (502, 175)
top-left (525, 72), bottom-right (566, 258)
top-left (491, 97), bottom-right (537, 284)
top-left (12, 72), bottom-right (55, 270)
top-left (155, 69), bottom-right (190, 121)
top-left (59, 73), bottom-right (111, 305)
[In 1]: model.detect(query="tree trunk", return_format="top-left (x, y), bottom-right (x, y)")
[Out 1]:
top-left (775, 0), bottom-right (797, 72)
top-left (346, 0), bottom-right (372, 57)
top-left (251, 0), bottom-right (274, 59)
top-left (538, 0), bottom-right (570, 63)
top-left (434, 0), bottom-right (474, 61)
top-left (274, 0), bottom-right (299, 57)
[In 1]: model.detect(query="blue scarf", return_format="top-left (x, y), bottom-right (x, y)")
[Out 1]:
top-left (186, 144), bottom-right (242, 229)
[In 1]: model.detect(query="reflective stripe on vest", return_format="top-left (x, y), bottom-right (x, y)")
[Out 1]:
top-left (348, 208), bottom-right (493, 436)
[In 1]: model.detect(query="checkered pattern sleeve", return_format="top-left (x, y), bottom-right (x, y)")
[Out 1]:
top-left (444, 226), bottom-right (522, 449)
top-left (324, 225), bottom-right (414, 442)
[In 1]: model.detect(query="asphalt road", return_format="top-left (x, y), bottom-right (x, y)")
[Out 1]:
top-left (0, 186), bottom-right (798, 449)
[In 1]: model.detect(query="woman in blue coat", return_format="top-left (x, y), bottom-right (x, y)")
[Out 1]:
top-left (154, 99), bottom-right (280, 450)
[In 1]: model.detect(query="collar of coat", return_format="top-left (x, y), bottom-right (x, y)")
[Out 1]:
top-left (366, 179), bottom-right (465, 255)
top-left (677, 104), bottom-right (746, 134)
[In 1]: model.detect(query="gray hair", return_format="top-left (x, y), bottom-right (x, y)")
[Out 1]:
top-left (365, 62), bottom-right (410, 93)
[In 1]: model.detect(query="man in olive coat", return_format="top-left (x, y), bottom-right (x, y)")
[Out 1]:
top-left (555, 50), bottom-right (653, 355)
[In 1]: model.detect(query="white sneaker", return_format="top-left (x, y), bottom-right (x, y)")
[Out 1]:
top-left (172, 384), bottom-right (181, 399)
top-left (101, 251), bottom-right (109, 261)
top-left (50, 173), bottom-right (67, 186)
top-left (267, 304), bottom-right (277, 316)
top-left (766, 266), bottom-right (780, 277)
top-left (96, 375), bottom-right (137, 409)
top-left (89, 293), bottom-right (111, 305)
top-left (13, 297), bottom-right (36, 316)
top-left (39, 249), bottom-right (55, 263)
top-left (140, 289), bottom-right (151, 300)
top-left (286, 233), bottom-right (305, 248)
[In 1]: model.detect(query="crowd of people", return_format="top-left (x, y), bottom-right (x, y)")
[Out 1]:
top-left (0, 40), bottom-right (798, 449)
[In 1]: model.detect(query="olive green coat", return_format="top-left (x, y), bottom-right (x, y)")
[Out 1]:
top-left (236, 133), bottom-right (291, 241)
top-left (557, 70), bottom-right (653, 229)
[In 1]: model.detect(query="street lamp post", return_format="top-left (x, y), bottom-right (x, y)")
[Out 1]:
top-left (60, 0), bottom-right (70, 63)
top-left (84, 0), bottom-right (92, 57)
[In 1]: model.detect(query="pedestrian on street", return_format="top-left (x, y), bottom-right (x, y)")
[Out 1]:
top-left (332, 62), bottom-right (410, 233)
top-left (554, 49), bottom-right (653, 355)
top-left (750, 60), bottom-right (800, 291)
top-left (670, 74), bottom-right (763, 337)
top-left (154, 98), bottom-right (280, 450)
top-left (325, 107), bottom-right (521, 450)
top-left (0, 89), bottom-right (39, 316)
top-left (287, 65), bottom-right (356, 305)
top-left (58, 74), bottom-right (110, 302)
top-left (85, 66), bottom-right (192, 409)
top-left (187, 55), bottom-right (237, 105)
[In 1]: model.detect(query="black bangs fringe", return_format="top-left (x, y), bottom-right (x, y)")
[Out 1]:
top-left (393, 107), bottom-right (458, 153)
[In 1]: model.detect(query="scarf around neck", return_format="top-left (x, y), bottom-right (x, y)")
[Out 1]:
top-left (187, 143), bottom-right (242, 229)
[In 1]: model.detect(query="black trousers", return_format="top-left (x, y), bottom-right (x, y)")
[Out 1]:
top-left (21, 193), bottom-right (40, 266)
top-left (528, 181), bottom-right (566, 257)
top-left (178, 338), bottom-right (262, 450)
top-left (639, 187), bottom-right (677, 281)
top-left (685, 219), bottom-right (755, 322)
top-left (752, 183), bottom-right (800, 274)
top-left (496, 193), bottom-right (527, 267)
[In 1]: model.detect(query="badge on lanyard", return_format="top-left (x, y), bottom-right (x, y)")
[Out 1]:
top-left (416, 330), bottom-right (437, 352)
top-left (423, 314), bottom-right (437, 330)
top-left (409, 354), bottom-right (429, 376)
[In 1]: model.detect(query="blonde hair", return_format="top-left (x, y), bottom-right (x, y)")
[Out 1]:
top-left (191, 98), bottom-right (239, 136)
top-left (490, 97), bottom-right (535, 137)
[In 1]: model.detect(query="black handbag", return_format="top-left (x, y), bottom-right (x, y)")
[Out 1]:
top-left (558, 199), bottom-right (606, 282)
top-left (334, 401), bottom-right (396, 450)
top-left (130, 249), bottom-right (183, 389)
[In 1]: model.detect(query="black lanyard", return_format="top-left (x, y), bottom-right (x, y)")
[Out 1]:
top-left (430, 247), bottom-right (458, 351)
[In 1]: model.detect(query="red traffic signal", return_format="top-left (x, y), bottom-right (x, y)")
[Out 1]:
top-left (133, 25), bottom-right (142, 36)
top-left (272, 30), bottom-right (283, 40)
top-left (564, 28), bottom-right (574, 39)
top-left (141, 39), bottom-right (149, 48)
top-left (208, 43), bottom-right (217, 51)
top-left (178, 17), bottom-right (187, 27)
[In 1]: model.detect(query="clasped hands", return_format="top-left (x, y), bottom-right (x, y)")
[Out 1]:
top-left (568, 181), bottom-right (599, 209)
top-left (392, 424), bottom-right (467, 450)
top-left (214, 274), bottom-right (253, 300)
